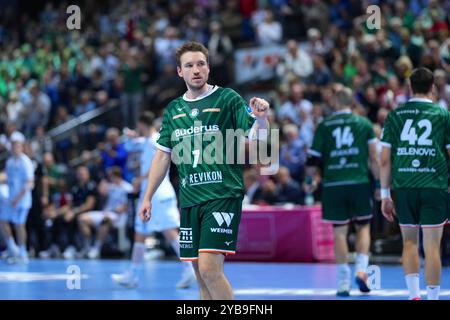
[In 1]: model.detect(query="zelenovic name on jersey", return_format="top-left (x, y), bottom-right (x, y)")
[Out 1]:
top-left (397, 147), bottom-right (436, 156)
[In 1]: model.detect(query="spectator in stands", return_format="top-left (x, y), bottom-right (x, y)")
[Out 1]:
top-left (256, 10), bottom-right (283, 46)
top-left (120, 47), bottom-right (145, 128)
top-left (243, 168), bottom-right (260, 205)
top-left (276, 39), bottom-right (313, 84)
top-left (21, 80), bottom-right (51, 138)
top-left (0, 122), bottom-right (24, 154)
top-left (434, 69), bottom-right (450, 109)
top-left (55, 166), bottom-right (97, 259)
top-left (277, 82), bottom-right (315, 146)
top-left (440, 38), bottom-right (450, 73)
top-left (220, 0), bottom-right (243, 44)
top-left (99, 127), bottom-right (129, 181)
top-left (307, 55), bottom-right (332, 101)
top-left (5, 91), bottom-right (25, 132)
top-left (275, 166), bottom-right (303, 204)
top-left (280, 124), bottom-right (308, 183)
top-left (304, 28), bottom-right (331, 56)
top-left (207, 20), bottom-right (234, 86)
top-left (77, 166), bottom-right (133, 259)
top-left (74, 91), bottom-right (96, 116)
top-left (252, 177), bottom-right (279, 205)
top-left (29, 126), bottom-right (53, 164)
top-left (53, 106), bottom-right (77, 163)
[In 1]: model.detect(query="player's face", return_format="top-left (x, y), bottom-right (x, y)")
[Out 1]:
top-left (177, 51), bottom-right (209, 91)
top-left (11, 142), bottom-right (23, 156)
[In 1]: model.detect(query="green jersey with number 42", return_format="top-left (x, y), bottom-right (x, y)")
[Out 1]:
top-left (310, 110), bottom-right (377, 186)
top-left (381, 99), bottom-right (450, 190)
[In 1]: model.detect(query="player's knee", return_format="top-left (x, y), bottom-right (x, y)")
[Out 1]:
top-left (403, 240), bottom-right (418, 251)
top-left (198, 262), bottom-right (221, 283)
top-left (101, 217), bottom-right (112, 225)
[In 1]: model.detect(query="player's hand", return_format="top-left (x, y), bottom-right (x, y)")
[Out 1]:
top-left (381, 198), bottom-right (396, 222)
top-left (139, 198), bottom-right (152, 222)
top-left (249, 97), bottom-right (270, 119)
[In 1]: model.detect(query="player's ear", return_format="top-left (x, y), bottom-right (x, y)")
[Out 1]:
top-left (176, 66), bottom-right (183, 78)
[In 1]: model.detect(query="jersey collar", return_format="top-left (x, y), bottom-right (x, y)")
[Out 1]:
top-left (408, 97), bottom-right (433, 103)
top-left (333, 108), bottom-right (352, 115)
top-left (183, 85), bottom-right (219, 102)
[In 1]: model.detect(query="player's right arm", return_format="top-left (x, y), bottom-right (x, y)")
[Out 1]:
top-left (139, 149), bottom-right (171, 221)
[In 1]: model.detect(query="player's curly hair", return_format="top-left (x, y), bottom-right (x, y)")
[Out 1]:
top-left (175, 41), bottom-right (209, 67)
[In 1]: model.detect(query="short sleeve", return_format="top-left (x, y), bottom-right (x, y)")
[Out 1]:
top-left (229, 89), bottom-right (256, 132)
top-left (156, 108), bottom-right (173, 153)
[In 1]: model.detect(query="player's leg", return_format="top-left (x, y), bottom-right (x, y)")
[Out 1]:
top-left (395, 189), bottom-right (422, 300)
top-left (333, 224), bottom-right (351, 296)
top-left (351, 183), bottom-right (373, 292)
top-left (162, 227), bottom-right (196, 288)
top-left (88, 215), bottom-right (114, 259)
top-left (192, 260), bottom-right (212, 300)
top-left (322, 185), bottom-right (352, 296)
top-left (196, 197), bottom-right (243, 300)
top-left (419, 189), bottom-right (448, 300)
top-left (77, 212), bottom-right (94, 255)
top-left (198, 252), bottom-right (233, 300)
top-left (354, 222), bottom-right (371, 292)
top-left (12, 208), bottom-right (30, 263)
top-left (400, 227), bottom-right (421, 299)
top-left (422, 227), bottom-right (444, 300)
top-left (0, 219), bottom-right (18, 259)
top-left (111, 231), bottom-right (146, 288)
top-left (13, 223), bottom-right (27, 262)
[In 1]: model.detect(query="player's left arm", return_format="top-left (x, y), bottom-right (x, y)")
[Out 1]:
top-left (248, 97), bottom-right (270, 141)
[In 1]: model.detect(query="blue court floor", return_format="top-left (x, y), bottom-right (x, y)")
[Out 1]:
top-left (0, 259), bottom-right (449, 300)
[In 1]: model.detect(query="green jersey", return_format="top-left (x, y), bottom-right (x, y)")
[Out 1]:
top-left (309, 110), bottom-right (376, 186)
top-left (157, 86), bottom-right (256, 208)
top-left (381, 98), bottom-right (450, 190)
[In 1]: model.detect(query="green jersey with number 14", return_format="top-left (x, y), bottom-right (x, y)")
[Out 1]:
top-left (309, 110), bottom-right (377, 186)
top-left (381, 99), bottom-right (450, 190)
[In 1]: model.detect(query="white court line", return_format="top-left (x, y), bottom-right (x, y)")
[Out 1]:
top-left (234, 288), bottom-right (450, 297)
top-left (0, 272), bottom-right (89, 282)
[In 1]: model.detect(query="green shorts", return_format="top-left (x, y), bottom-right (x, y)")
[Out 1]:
top-left (322, 183), bottom-right (372, 225)
top-left (179, 197), bottom-right (243, 261)
top-left (395, 189), bottom-right (448, 228)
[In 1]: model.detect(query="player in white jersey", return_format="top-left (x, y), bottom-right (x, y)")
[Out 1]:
top-left (0, 133), bottom-right (34, 263)
top-left (111, 112), bottom-right (196, 288)
top-left (78, 166), bottom-right (133, 259)
top-left (0, 172), bottom-right (9, 258)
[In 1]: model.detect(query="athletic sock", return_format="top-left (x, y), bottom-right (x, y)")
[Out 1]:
top-left (427, 285), bottom-right (440, 300)
top-left (405, 273), bottom-right (420, 300)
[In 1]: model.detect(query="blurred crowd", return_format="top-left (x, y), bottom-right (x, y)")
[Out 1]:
top-left (0, 0), bottom-right (449, 258)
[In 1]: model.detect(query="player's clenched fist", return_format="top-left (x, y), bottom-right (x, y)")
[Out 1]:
top-left (249, 97), bottom-right (270, 118)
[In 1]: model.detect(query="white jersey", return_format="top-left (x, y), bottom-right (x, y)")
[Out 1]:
top-left (103, 180), bottom-right (133, 213)
top-left (126, 133), bottom-right (179, 234)
top-left (6, 153), bottom-right (34, 209)
top-left (124, 133), bottom-right (176, 200)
